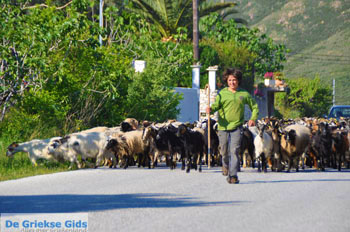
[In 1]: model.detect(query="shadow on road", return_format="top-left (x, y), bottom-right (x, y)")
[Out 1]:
top-left (212, 167), bottom-right (350, 174)
top-left (0, 193), bottom-right (245, 213)
top-left (242, 178), bottom-right (350, 184)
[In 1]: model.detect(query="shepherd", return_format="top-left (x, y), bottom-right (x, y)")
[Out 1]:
top-left (206, 68), bottom-right (259, 184)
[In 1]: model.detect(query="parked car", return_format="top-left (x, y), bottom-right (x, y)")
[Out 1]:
top-left (328, 105), bottom-right (350, 119)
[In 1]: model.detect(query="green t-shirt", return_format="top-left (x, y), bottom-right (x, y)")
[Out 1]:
top-left (211, 87), bottom-right (259, 131)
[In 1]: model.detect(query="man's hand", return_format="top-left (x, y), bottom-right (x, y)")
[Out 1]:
top-left (206, 106), bottom-right (211, 114)
top-left (248, 120), bottom-right (255, 127)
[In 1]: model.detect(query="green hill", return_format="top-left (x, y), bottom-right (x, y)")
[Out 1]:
top-left (214, 0), bottom-right (350, 104)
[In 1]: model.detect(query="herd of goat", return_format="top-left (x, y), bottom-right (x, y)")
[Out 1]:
top-left (6, 116), bottom-right (350, 173)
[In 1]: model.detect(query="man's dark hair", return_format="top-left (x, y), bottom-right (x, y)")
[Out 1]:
top-left (222, 68), bottom-right (243, 86)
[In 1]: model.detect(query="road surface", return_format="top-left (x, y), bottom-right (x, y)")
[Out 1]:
top-left (1, 164), bottom-right (350, 232)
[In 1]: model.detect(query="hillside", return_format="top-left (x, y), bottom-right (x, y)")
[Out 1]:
top-left (214, 0), bottom-right (350, 104)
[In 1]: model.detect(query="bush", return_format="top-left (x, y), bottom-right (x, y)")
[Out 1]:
top-left (0, 108), bottom-right (62, 142)
top-left (125, 58), bottom-right (183, 122)
top-left (275, 77), bottom-right (332, 117)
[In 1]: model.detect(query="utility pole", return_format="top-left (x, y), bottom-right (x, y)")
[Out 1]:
top-left (193, 0), bottom-right (199, 62)
top-left (333, 79), bottom-right (335, 106)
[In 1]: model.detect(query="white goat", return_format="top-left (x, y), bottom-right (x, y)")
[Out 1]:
top-left (254, 123), bottom-right (274, 172)
top-left (75, 126), bottom-right (109, 134)
top-left (6, 137), bottom-right (62, 166)
top-left (48, 132), bottom-right (111, 169)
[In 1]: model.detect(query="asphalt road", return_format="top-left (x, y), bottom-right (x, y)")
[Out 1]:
top-left (1, 164), bottom-right (350, 232)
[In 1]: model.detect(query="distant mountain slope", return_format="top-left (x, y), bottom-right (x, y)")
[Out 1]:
top-left (285, 28), bottom-right (350, 104)
top-left (213, 0), bottom-right (350, 104)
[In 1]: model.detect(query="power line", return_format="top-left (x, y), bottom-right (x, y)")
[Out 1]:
top-left (289, 60), bottom-right (349, 64)
top-left (290, 59), bottom-right (349, 64)
top-left (288, 52), bottom-right (350, 58)
top-left (289, 55), bottom-right (350, 62)
top-left (288, 56), bottom-right (350, 61)
top-left (286, 55), bottom-right (350, 64)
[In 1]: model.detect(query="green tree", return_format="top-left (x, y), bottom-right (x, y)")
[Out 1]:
top-left (200, 13), bottom-right (289, 80)
top-left (0, 0), bottom-right (100, 122)
top-left (275, 77), bottom-right (332, 118)
top-left (104, 6), bottom-right (194, 87)
top-left (0, 1), bottom-right (186, 140)
top-left (125, 58), bottom-right (183, 121)
top-left (0, 0), bottom-right (117, 132)
top-left (125, 0), bottom-right (240, 40)
top-left (200, 39), bottom-right (256, 91)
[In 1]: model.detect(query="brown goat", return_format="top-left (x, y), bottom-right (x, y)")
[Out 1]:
top-left (280, 124), bottom-right (311, 172)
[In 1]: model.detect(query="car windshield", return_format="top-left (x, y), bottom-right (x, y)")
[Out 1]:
top-left (329, 106), bottom-right (350, 118)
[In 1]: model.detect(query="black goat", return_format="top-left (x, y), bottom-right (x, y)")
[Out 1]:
top-left (268, 120), bottom-right (283, 171)
top-left (154, 124), bottom-right (185, 170)
top-left (120, 118), bottom-right (139, 132)
top-left (120, 122), bottom-right (134, 132)
top-left (331, 130), bottom-right (348, 171)
top-left (309, 122), bottom-right (332, 171)
top-left (239, 126), bottom-right (255, 169)
top-left (176, 124), bottom-right (206, 173)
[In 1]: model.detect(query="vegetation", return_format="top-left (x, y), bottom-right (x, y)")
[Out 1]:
top-left (223, 0), bottom-right (350, 105)
top-left (126, 0), bottom-right (241, 40)
top-left (199, 13), bottom-right (288, 92)
top-left (275, 77), bottom-right (332, 118)
top-left (0, 1), bottom-right (184, 133)
top-left (0, 0), bottom-right (336, 180)
top-left (0, 152), bottom-right (70, 182)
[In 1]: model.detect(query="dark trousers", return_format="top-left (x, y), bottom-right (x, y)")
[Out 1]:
top-left (218, 127), bottom-right (242, 177)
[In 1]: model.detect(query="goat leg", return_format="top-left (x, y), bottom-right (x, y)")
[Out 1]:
top-left (198, 152), bottom-right (202, 172)
top-left (113, 153), bottom-right (118, 168)
top-left (286, 156), bottom-right (292, 172)
top-left (186, 157), bottom-right (191, 173)
top-left (319, 156), bottom-right (325, 171)
top-left (257, 156), bottom-right (262, 172)
top-left (295, 157), bottom-right (299, 172)
top-left (122, 156), bottom-right (129, 169)
top-left (261, 153), bottom-right (267, 173)
top-left (181, 159), bottom-right (186, 170)
top-left (169, 153), bottom-right (174, 170)
top-left (338, 152), bottom-right (342, 171)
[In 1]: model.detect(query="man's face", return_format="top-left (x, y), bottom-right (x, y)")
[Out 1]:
top-left (227, 75), bottom-right (239, 90)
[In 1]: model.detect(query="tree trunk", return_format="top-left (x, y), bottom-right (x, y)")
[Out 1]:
top-left (193, 0), bottom-right (199, 63)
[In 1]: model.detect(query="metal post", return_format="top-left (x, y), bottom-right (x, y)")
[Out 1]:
top-left (333, 79), bottom-right (335, 106)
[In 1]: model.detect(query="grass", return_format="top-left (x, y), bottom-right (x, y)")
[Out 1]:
top-left (0, 138), bottom-right (70, 182)
top-left (0, 153), bottom-right (70, 182)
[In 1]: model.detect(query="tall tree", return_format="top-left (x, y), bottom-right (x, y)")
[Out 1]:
top-left (126, 0), bottom-right (241, 40)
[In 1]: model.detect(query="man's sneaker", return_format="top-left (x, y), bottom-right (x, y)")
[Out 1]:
top-left (222, 166), bottom-right (228, 176)
top-left (227, 176), bottom-right (239, 184)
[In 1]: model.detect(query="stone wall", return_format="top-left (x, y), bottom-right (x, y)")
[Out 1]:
top-left (199, 89), bottom-right (218, 122)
